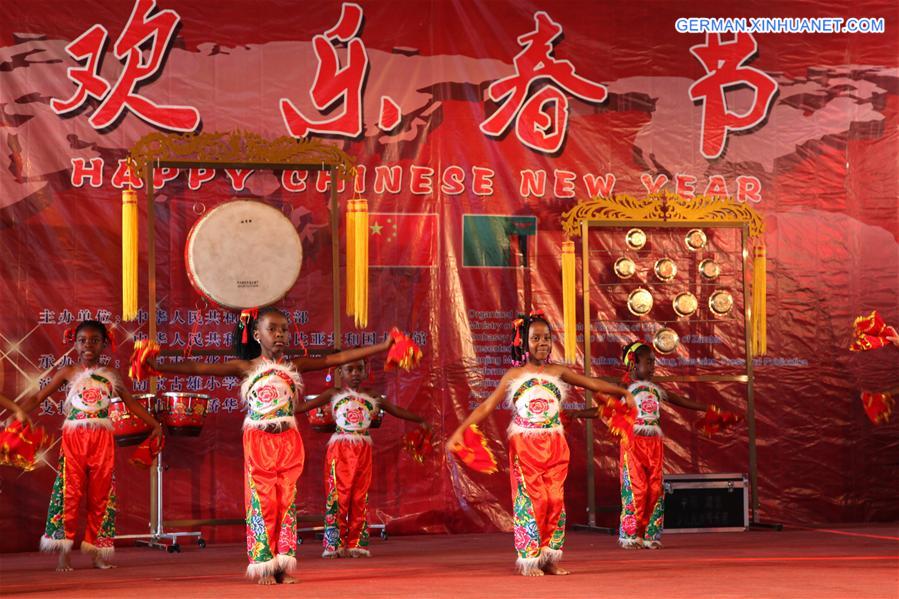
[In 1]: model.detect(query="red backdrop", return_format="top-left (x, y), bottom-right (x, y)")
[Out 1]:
top-left (1, 0), bottom-right (897, 552)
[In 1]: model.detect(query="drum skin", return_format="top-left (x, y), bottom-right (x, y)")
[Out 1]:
top-left (185, 200), bottom-right (303, 309)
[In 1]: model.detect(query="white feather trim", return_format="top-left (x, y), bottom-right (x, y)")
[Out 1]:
top-left (276, 554), bottom-right (297, 572)
top-left (515, 556), bottom-right (542, 574)
top-left (618, 537), bottom-right (643, 549)
top-left (634, 424), bottom-right (663, 437)
top-left (40, 536), bottom-right (73, 553)
top-left (347, 547), bottom-right (371, 557)
top-left (62, 418), bottom-right (113, 431)
top-left (327, 432), bottom-right (372, 446)
top-left (246, 557), bottom-right (280, 579)
top-left (81, 541), bottom-right (114, 559)
top-left (541, 548), bottom-right (563, 564)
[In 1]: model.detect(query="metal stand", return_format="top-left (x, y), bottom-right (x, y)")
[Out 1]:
top-left (299, 523), bottom-right (389, 541)
top-left (134, 445), bottom-right (206, 553)
top-left (572, 215), bottom-right (770, 534)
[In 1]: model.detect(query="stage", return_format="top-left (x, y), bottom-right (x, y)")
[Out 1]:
top-left (1, 527), bottom-right (896, 598)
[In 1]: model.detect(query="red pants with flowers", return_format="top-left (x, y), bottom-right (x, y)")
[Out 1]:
top-left (322, 439), bottom-right (372, 554)
top-left (619, 435), bottom-right (664, 544)
top-left (41, 426), bottom-right (116, 554)
top-left (243, 426), bottom-right (305, 577)
top-left (508, 433), bottom-right (569, 569)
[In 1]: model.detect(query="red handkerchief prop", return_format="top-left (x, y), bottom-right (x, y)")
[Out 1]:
top-left (598, 397), bottom-right (637, 446)
top-left (385, 328), bottom-right (423, 372)
top-left (849, 311), bottom-right (898, 352)
top-left (698, 405), bottom-right (742, 437)
top-left (452, 425), bottom-right (498, 474)
top-left (0, 421), bottom-right (53, 472)
top-left (130, 339), bottom-right (161, 381)
top-left (402, 428), bottom-right (433, 464)
top-left (129, 435), bottom-right (164, 469)
top-left (860, 391), bottom-right (893, 425)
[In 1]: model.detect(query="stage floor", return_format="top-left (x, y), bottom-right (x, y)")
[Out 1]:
top-left (1, 527), bottom-right (897, 598)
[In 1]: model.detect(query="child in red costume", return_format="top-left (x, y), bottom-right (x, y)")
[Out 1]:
top-left (615, 341), bottom-right (706, 549)
top-left (298, 358), bottom-right (428, 558)
top-left (447, 311), bottom-right (634, 576)
top-left (23, 320), bottom-right (161, 571)
top-left (146, 307), bottom-right (396, 585)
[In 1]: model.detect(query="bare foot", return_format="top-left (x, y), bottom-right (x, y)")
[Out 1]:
top-left (257, 575), bottom-right (276, 585)
top-left (280, 573), bottom-right (298, 584)
top-left (92, 555), bottom-right (116, 570)
top-left (56, 553), bottom-right (73, 572)
top-left (542, 562), bottom-right (570, 576)
top-left (521, 567), bottom-right (544, 577)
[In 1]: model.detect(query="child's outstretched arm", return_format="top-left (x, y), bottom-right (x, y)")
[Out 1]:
top-left (565, 407), bottom-right (601, 419)
top-left (558, 367), bottom-right (636, 409)
top-left (446, 371), bottom-right (513, 452)
top-left (291, 337), bottom-right (394, 373)
top-left (294, 388), bottom-right (337, 414)
top-left (19, 366), bottom-right (73, 414)
top-left (148, 356), bottom-right (251, 378)
top-left (380, 398), bottom-right (430, 429)
top-left (0, 393), bottom-right (29, 424)
top-left (665, 389), bottom-right (706, 411)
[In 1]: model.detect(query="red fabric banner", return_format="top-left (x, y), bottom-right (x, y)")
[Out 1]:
top-left (0, 0), bottom-right (897, 553)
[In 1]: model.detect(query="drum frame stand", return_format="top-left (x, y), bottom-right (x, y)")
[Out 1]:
top-left (133, 445), bottom-right (205, 553)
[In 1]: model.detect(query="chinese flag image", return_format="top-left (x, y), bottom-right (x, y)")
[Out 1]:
top-left (369, 213), bottom-right (438, 267)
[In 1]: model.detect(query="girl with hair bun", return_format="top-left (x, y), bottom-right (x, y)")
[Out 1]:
top-left (447, 310), bottom-right (634, 576)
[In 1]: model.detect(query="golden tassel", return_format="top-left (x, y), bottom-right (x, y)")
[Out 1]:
top-left (751, 244), bottom-right (767, 356)
top-left (122, 187), bottom-right (138, 321)
top-left (346, 199), bottom-right (357, 317)
top-left (354, 199), bottom-right (369, 328)
top-left (561, 240), bottom-right (576, 363)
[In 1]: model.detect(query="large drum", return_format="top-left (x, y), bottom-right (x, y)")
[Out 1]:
top-left (109, 394), bottom-right (155, 446)
top-left (185, 200), bottom-right (303, 309)
top-left (158, 392), bottom-right (209, 436)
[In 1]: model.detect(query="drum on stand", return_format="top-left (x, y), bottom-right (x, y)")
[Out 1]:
top-left (185, 200), bottom-right (303, 309)
top-left (109, 393), bottom-right (156, 446)
top-left (158, 392), bottom-right (210, 436)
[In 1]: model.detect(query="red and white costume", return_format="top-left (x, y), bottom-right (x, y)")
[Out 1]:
top-left (619, 380), bottom-right (665, 548)
top-left (506, 372), bottom-right (569, 573)
top-left (240, 361), bottom-right (304, 578)
top-left (40, 368), bottom-right (118, 559)
top-left (322, 389), bottom-right (379, 557)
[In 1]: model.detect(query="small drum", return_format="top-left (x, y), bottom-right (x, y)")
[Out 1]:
top-left (109, 394), bottom-right (155, 446)
top-left (306, 395), bottom-right (336, 433)
top-left (185, 200), bottom-right (303, 309)
top-left (158, 392), bottom-right (210, 436)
